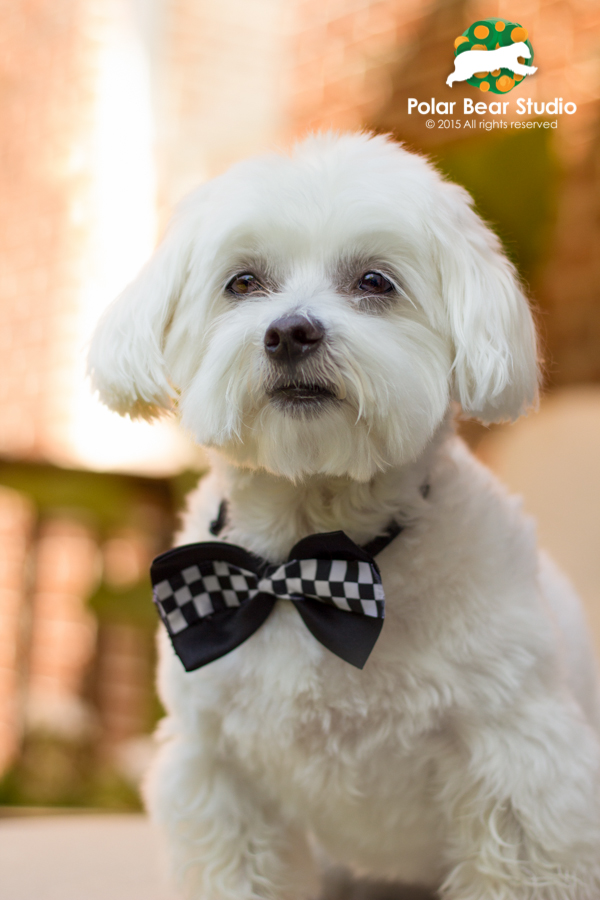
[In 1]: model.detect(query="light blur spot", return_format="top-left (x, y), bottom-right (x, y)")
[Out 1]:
top-left (69, 1), bottom-right (197, 475)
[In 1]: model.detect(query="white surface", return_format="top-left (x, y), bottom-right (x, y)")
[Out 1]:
top-left (0, 814), bottom-right (177, 900)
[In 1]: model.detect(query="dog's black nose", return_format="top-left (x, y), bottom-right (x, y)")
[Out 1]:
top-left (264, 315), bottom-right (324, 362)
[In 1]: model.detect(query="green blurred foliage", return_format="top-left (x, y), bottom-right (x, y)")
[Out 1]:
top-left (0, 461), bottom-right (173, 534)
top-left (89, 581), bottom-right (160, 627)
top-left (0, 733), bottom-right (142, 811)
top-left (169, 468), bottom-right (204, 516)
top-left (431, 127), bottom-right (560, 283)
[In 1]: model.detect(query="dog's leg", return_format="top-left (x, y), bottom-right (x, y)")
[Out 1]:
top-left (436, 698), bottom-right (600, 899)
top-left (146, 722), bottom-right (319, 900)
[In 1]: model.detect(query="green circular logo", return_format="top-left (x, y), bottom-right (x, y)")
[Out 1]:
top-left (453, 19), bottom-right (534, 94)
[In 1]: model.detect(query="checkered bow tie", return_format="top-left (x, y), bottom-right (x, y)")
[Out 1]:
top-left (151, 526), bottom-right (400, 671)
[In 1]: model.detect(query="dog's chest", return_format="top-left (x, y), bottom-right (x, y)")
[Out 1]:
top-left (209, 604), bottom-right (446, 876)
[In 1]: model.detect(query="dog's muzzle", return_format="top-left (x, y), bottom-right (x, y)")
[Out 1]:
top-left (263, 315), bottom-right (342, 409)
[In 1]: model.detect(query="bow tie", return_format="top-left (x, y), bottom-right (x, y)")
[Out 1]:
top-left (151, 523), bottom-right (401, 671)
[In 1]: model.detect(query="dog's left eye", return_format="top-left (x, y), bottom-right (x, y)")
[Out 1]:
top-left (357, 271), bottom-right (394, 294)
top-left (226, 273), bottom-right (265, 295)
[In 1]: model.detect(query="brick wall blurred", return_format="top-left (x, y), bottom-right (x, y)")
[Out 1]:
top-left (26, 518), bottom-right (98, 737)
top-left (0, 0), bottom-right (99, 461)
top-left (94, 624), bottom-right (153, 755)
top-left (287, 0), bottom-right (424, 136)
top-left (0, 488), bottom-right (34, 773)
top-left (154, 0), bottom-right (291, 209)
top-left (286, 1), bottom-right (600, 149)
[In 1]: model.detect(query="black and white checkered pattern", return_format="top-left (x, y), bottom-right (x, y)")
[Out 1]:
top-left (153, 557), bottom-right (384, 635)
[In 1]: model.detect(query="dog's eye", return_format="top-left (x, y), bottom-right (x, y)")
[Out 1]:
top-left (357, 271), bottom-right (394, 294)
top-left (227, 273), bottom-right (264, 296)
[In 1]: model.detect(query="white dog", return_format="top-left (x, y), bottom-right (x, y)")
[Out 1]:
top-left (89, 133), bottom-right (600, 900)
top-left (447, 42), bottom-right (537, 86)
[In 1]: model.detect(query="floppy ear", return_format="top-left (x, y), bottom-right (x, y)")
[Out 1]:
top-left (87, 204), bottom-right (196, 419)
top-left (433, 181), bottom-right (540, 423)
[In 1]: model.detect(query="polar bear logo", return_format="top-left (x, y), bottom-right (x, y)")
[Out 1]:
top-left (447, 42), bottom-right (537, 87)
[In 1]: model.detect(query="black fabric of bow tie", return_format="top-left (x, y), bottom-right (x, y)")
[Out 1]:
top-left (151, 524), bottom-right (401, 671)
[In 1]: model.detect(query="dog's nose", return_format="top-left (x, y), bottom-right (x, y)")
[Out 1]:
top-left (264, 315), bottom-right (324, 363)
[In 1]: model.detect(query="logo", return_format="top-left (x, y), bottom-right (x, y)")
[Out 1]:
top-left (447, 19), bottom-right (536, 94)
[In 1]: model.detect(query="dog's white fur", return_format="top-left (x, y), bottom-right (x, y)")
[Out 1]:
top-left (89, 133), bottom-right (600, 899)
top-left (446, 42), bottom-right (537, 87)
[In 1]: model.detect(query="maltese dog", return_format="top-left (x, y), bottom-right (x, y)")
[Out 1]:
top-left (89, 133), bottom-right (600, 900)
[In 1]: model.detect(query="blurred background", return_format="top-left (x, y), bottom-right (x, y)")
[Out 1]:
top-left (1, 0), bottom-right (599, 815)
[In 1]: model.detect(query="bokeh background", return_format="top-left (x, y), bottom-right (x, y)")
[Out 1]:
top-left (1, 0), bottom-right (599, 812)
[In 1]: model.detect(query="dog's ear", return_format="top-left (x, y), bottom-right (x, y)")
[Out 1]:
top-left (87, 196), bottom-right (201, 419)
top-left (432, 181), bottom-right (539, 423)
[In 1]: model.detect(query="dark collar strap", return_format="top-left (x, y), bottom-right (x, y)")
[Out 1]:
top-left (209, 499), bottom-right (403, 559)
top-left (361, 521), bottom-right (404, 557)
top-left (209, 500), bottom-right (229, 536)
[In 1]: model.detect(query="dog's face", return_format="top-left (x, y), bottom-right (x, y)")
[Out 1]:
top-left (89, 133), bottom-right (538, 481)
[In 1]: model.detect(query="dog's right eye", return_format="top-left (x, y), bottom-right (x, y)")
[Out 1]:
top-left (226, 273), bottom-right (264, 296)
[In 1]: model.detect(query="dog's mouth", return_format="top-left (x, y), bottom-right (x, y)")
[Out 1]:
top-left (270, 382), bottom-right (336, 401)
top-left (267, 381), bottom-right (341, 414)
